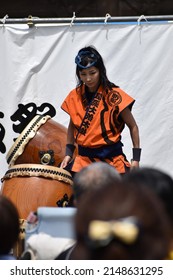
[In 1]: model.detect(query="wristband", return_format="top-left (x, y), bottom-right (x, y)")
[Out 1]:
top-left (132, 148), bottom-right (141, 162)
top-left (65, 144), bottom-right (75, 158)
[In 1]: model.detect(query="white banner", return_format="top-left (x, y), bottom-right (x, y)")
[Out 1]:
top-left (0, 21), bottom-right (173, 184)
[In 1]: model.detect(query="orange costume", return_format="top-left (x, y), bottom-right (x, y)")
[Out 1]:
top-left (61, 85), bottom-right (135, 173)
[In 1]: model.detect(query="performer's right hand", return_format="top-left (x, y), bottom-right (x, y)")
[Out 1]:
top-left (60, 155), bottom-right (72, 169)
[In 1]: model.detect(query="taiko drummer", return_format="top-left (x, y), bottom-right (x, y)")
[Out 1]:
top-left (60, 46), bottom-right (141, 175)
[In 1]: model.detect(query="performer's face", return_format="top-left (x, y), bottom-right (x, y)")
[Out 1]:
top-left (79, 66), bottom-right (100, 92)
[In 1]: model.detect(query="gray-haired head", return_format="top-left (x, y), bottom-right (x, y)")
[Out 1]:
top-left (73, 162), bottom-right (121, 203)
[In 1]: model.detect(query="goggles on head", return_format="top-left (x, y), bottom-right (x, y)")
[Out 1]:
top-left (75, 50), bottom-right (98, 69)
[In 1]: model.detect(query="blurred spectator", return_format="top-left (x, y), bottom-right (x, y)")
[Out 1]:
top-left (0, 195), bottom-right (20, 260)
top-left (72, 161), bottom-right (121, 206)
top-left (123, 166), bottom-right (173, 259)
top-left (55, 162), bottom-right (121, 259)
top-left (70, 180), bottom-right (171, 259)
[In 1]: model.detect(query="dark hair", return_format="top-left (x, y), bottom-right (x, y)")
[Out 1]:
top-left (0, 195), bottom-right (20, 254)
top-left (75, 46), bottom-right (118, 91)
top-left (123, 167), bottom-right (173, 230)
top-left (71, 181), bottom-right (171, 260)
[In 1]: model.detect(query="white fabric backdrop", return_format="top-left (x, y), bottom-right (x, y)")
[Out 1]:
top-left (0, 21), bottom-right (173, 185)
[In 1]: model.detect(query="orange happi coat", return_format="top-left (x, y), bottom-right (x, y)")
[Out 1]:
top-left (61, 85), bottom-right (135, 173)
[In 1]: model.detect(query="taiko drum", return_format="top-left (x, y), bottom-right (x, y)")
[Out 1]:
top-left (6, 114), bottom-right (67, 167)
top-left (1, 164), bottom-right (73, 219)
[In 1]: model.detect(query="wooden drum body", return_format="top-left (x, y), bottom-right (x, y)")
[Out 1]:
top-left (1, 164), bottom-right (73, 219)
top-left (6, 115), bottom-right (67, 167)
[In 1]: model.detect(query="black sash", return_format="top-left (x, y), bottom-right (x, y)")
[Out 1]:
top-left (78, 141), bottom-right (123, 159)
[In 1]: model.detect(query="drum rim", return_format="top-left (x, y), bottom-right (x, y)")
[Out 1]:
top-left (6, 115), bottom-right (51, 167)
top-left (1, 163), bottom-right (73, 185)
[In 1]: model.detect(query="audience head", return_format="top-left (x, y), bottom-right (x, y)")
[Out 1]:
top-left (71, 180), bottom-right (171, 260)
top-left (72, 162), bottom-right (121, 205)
top-left (0, 195), bottom-right (20, 255)
top-left (123, 167), bottom-right (173, 231)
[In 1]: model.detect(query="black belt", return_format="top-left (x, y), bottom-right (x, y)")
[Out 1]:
top-left (78, 141), bottom-right (123, 159)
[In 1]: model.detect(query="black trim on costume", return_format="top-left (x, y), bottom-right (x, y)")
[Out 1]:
top-left (100, 96), bottom-right (115, 145)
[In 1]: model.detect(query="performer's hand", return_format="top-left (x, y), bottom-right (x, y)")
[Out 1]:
top-left (130, 160), bottom-right (139, 170)
top-left (60, 155), bottom-right (72, 169)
